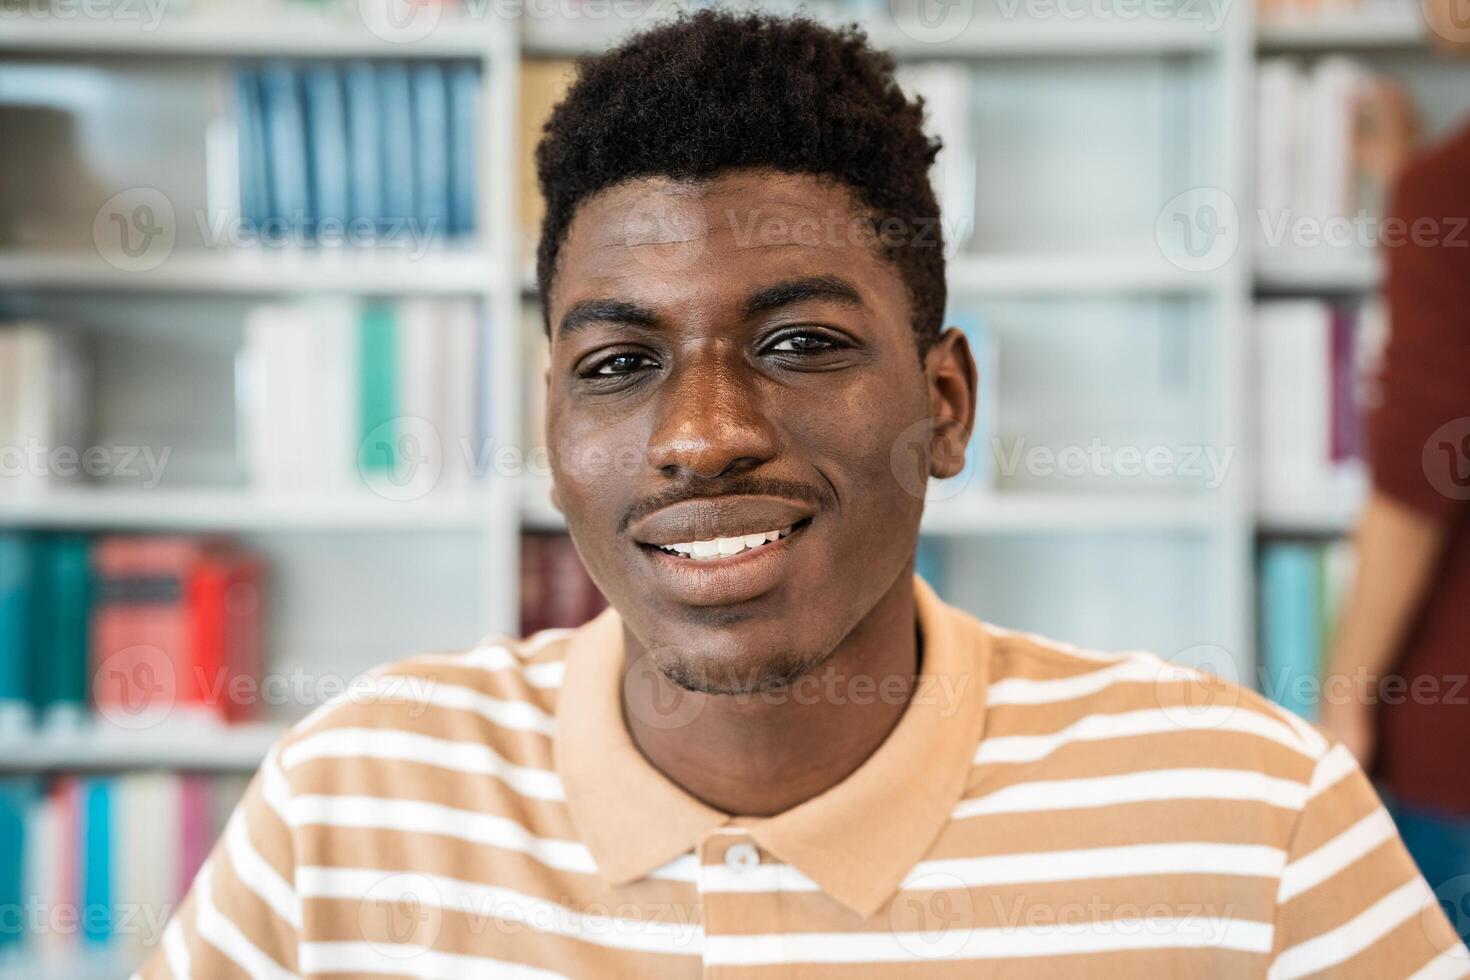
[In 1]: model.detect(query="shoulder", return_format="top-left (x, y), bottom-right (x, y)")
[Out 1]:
top-left (978, 623), bottom-right (1330, 781)
top-left (267, 627), bottom-right (578, 795)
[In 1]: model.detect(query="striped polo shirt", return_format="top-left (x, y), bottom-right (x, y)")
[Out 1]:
top-left (140, 577), bottom-right (1469, 978)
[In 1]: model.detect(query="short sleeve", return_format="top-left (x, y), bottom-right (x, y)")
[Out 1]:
top-left (1269, 741), bottom-right (1469, 978)
top-left (134, 748), bottom-right (300, 979)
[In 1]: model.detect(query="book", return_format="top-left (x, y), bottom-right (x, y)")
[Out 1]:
top-left (517, 60), bottom-right (577, 272)
top-left (1259, 542), bottom-right (1326, 721)
top-left (259, 61), bottom-right (312, 236)
top-left (0, 777), bottom-right (38, 953)
top-left (32, 534), bottom-right (91, 729)
top-left (378, 63), bottom-right (417, 235)
top-left (358, 301), bottom-right (400, 476)
top-left (304, 64), bottom-right (351, 238)
top-left (343, 62), bottom-right (384, 235)
top-left (80, 778), bottom-right (112, 946)
top-left (235, 68), bottom-right (270, 234)
top-left (447, 62), bottom-right (481, 238)
top-left (411, 63), bottom-right (452, 243)
top-left (0, 533), bottom-right (34, 734)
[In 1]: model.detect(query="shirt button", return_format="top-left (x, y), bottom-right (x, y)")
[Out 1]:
top-left (724, 842), bottom-right (760, 873)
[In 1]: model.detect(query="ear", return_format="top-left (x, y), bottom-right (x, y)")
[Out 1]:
top-left (924, 327), bottom-right (978, 481)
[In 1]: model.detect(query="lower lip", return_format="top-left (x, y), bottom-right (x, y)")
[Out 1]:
top-left (637, 522), bottom-right (810, 607)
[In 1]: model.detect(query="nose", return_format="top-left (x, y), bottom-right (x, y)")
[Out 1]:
top-left (646, 345), bottom-right (779, 480)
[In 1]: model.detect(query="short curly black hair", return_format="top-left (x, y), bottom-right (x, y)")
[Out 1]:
top-left (534, 8), bottom-right (947, 352)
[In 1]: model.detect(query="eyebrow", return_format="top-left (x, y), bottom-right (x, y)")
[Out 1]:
top-left (555, 274), bottom-right (866, 338)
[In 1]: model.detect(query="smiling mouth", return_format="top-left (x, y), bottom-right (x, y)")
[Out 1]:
top-left (642, 518), bottom-right (811, 561)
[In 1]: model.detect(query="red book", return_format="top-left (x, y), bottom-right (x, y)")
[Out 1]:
top-left (185, 553), bottom-right (265, 723)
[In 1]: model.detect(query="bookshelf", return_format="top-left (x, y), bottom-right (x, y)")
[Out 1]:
top-left (0, 0), bottom-right (1464, 796)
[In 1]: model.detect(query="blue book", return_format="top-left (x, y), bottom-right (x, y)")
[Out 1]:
top-left (1260, 543), bottom-right (1323, 721)
top-left (344, 62), bottom-right (384, 236)
top-left (0, 777), bottom-right (38, 952)
top-left (81, 778), bottom-right (113, 946)
top-left (33, 535), bottom-right (91, 725)
top-left (447, 63), bottom-right (480, 239)
top-left (411, 63), bottom-right (451, 244)
top-left (0, 533), bottom-right (35, 731)
top-left (304, 64), bottom-right (350, 240)
top-left (259, 61), bottom-right (312, 237)
top-left (235, 69), bottom-right (270, 234)
top-left (377, 63), bottom-right (416, 238)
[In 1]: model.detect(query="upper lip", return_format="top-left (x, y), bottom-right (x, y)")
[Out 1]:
top-left (630, 497), bottom-right (817, 547)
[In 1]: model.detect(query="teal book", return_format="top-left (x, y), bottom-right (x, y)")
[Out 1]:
top-left (0, 533), bottom-right (35, 730)
top-left (0, 777), bottom-right (38, 951)
top-left (358, 303), bottom-right (399, 474)
top-left (1259, 543), bottom-right (1323, 721)
top-left (81, 778), bottom-right (113, 946)
top-left (33, 534), bottom-right (92, 725)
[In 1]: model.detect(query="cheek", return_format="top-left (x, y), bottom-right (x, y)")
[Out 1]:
top-left (797, 382), bottom-right (928, 508)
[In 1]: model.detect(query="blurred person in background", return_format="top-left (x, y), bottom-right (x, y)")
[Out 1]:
top-left (1322, 0), bottom-right (1470, 939)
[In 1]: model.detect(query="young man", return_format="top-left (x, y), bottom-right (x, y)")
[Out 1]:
top-left (145, 12), bottom-right (1467, 978)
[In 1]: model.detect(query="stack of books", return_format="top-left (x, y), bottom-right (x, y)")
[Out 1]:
top-left (0, 533), bottom-right (265, 735)
top-left (1255, 299), bottom-right (1384, 515)
top-left (0, 772), bottom-right (249, 967)
top-left (237, 298), bottom-right (488, 495)
top-left (0, 324), bottom-right (91, 499)
top-left (1258, 539), bottom-right (1356, 721)
top-left (232, 60), bottom-right (480, 246)
top-left (1256, 57), bottom-right (1386, 269)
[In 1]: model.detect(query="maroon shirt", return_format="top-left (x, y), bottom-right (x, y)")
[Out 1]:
top-left (1369, 119), bottom-right (1470, 817)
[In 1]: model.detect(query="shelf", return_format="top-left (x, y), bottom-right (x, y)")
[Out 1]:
top-left (921, 491), bottom-right (1221, 533)
top-left (0, 13), bottom-right (505, 58)
top-left (523, 479), bottom-right (1221, 533)
top-left (1257, 495), bottom-right (1364, 535)
top-left (522, 16), bottom-right (1220, 57)
top-left (1254, 258), bottom-right (1382, 293)
top-left (1256, 15), bottom-right (1429, 50)
top-left (0, 722), bottom-right (285, 772)
top-left (948, 253), bottom-right (1221, 295)
top-left (520, 254), bottom-right (1222, 298)
top-left (0, 248), bottom-right (496, 296)
top-left (0, 488), bottom-right (502, 532)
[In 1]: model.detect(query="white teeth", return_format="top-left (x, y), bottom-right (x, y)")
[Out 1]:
top-left (658, 525), bottom-right (795, 560)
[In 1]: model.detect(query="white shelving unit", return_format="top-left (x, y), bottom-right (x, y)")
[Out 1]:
top-left (1, 3), bottom-right (1463, 779)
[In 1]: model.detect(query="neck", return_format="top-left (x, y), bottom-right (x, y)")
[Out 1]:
top-left (621, 573), bottom-right (920, 817)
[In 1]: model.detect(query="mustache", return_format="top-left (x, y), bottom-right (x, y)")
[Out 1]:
top-left (618, 475), bottom-right (832, 535)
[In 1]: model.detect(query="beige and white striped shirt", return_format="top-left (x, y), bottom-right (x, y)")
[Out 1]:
top-left (141, 577), bottom-right (1469, 978)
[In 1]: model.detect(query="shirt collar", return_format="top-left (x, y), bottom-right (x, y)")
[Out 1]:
top-left (554, 576), bottom-right (990, 920)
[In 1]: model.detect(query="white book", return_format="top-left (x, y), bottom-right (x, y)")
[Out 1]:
top-left (0, 329), bottom-right (18, 497)
top-left (1303, 58), bottom-right (1366, 224)
top-left (1257, 301), bottom-right (1334, 507)
top-left (10, 325), bottom-right (53, 498)
top-left (307, 298), bottom-right (361, 495)
top-left (439, 298), bottom-right (480, 489)
top-left (115, 773), bottom-right (180, 959)
top-left (1256, 59), bottom-right (1302, 254)
top-left (398, 299), bottom-right (447, 497)
top-left (895, 63), bottom-right (974, 255)
top-left (22, 787), bottom-right (65, 961)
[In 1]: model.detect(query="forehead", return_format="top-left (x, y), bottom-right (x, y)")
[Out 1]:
top-left (547, 169), bottom-right (911, 330)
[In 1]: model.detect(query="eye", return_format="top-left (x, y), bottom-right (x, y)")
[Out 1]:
top-left (589, 351), bottom-right (658, 376)
top-left (767, 330), bottom-right (842, 354)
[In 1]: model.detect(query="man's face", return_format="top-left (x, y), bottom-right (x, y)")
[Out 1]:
top-left (544, 169), bottom-right (974, 693)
